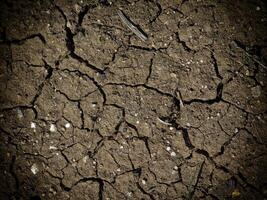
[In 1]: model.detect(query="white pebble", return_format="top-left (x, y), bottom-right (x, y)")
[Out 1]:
top-left (186, 123), bottom-right (191, 127)
top-left (49, 146), bottom-right (57, 150)
top-left (92, 103), bottom-right (97, 108)
top-left (136, 121), bottom-right (140, 124)
top-left (174, 166), bottom-right (178, 170)
top-left (169, 127), bottom-right (174, 131)
top-left (234, 128), bottom-right (239, 133)
top-left (49, 124), bottom-right (57, 132)
top-left (170, 151), bottom-right (176, 157)
top-left (126, 192), bottom-right (132, 197)
top-left (116, 168), bottom-right (121, 172)
top-left (65, 123), bottom-right (71, 128)
top-left (31, 164), bottom-right (39, 175)
top-left (256, 6), bottom-right (261, 11)
top-left (120, 145), bottom-right (124, 149)
top-left (31, 122), bottom-right (36, 129)
top-left (166, 146), bottom-right (171, 151)
top-left (141, 179), bottom-right (146, 185)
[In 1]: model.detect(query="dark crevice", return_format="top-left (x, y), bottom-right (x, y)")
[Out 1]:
top-left (55, 4), bottom-right (105, 74)
top-left (180, 128), bottom-right (195, 149)
top-left (184, 82), bottom-right (223, 105)
top-left (105, 82), bottom-right (174, 99)
top-left (98, 0), bottom-right (111, 6)
top-left (215, 164), bottom-right (229, 173)
top-left (136, 182), bottom-right (155, 200)
top-left (187, 161), bottom-right (204, 199)
top-left (211, 52), bottom-right (223, 80)
top-left (175, 32), bottom-right (195, 53)
top-left (145, 57), bottom-right (154, 83)
top-left (180, 0), bottom-right (189, 7)
top-left (72, 177), bottom-right (104, 200)
top-left (128, 45), bottom-right (158, 52)
top-left (30, 61), bottom-right (54, 108)
top-left (70, 52), bottom-right (105, 73)
top-left (149, 1), bottom-right (162, 24)
top-left (59, 182), bottom-right (71, 192)
top-left (65, 27), bottom-right (75, 53)
top-left (77, 101), bottom-right (85, 129)
top-left (77, 5), bottom-right (89, 27)
top-left (195, 149), bottom-right (211, 159)
top-left (4, 33), bottom-right (46, 45)
top-left (212, 129), bottom-right (240, 158)
top-left (58, 68), bottom-right (107, 105)
top-left (44, 64), bottom-right (54, 80)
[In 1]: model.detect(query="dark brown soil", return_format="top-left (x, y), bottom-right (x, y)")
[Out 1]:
top-left (0, 0), bottom-right (267, 199)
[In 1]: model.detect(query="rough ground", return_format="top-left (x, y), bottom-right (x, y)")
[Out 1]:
top-left (0, 0), bottom-right (267, 199)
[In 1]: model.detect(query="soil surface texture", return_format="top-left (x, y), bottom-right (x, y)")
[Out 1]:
top-left (0, 0), bottom-right (267, 199)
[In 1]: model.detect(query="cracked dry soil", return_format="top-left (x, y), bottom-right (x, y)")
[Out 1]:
top-left (0, 0), bottom-right (267, 199)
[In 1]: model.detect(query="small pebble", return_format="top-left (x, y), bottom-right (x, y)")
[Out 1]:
top-left (170, 151), bottom-right (176, 157)
top-left (141, 179), bottom-right (146, 185)
top-left (166, 146), bottom-right (171, 151)
top-left (83, 156), bottom-right (88, 163)
top-left (65, 123), bottom-right (71, 128)
top-left (31, 163), bottom-right (39, 175)
top-left (92, 103), bottom-right (97, 108)
top-left (256, 6), bottom-right (261, 11)
top-left (126, 192), bottom-right (132, 197)
top-left (49, 146), bottom-right (57, 150)
top-left (49, 124), bottom-right (57, 132)
top-left (31, 122), bottom-right (36, 129)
